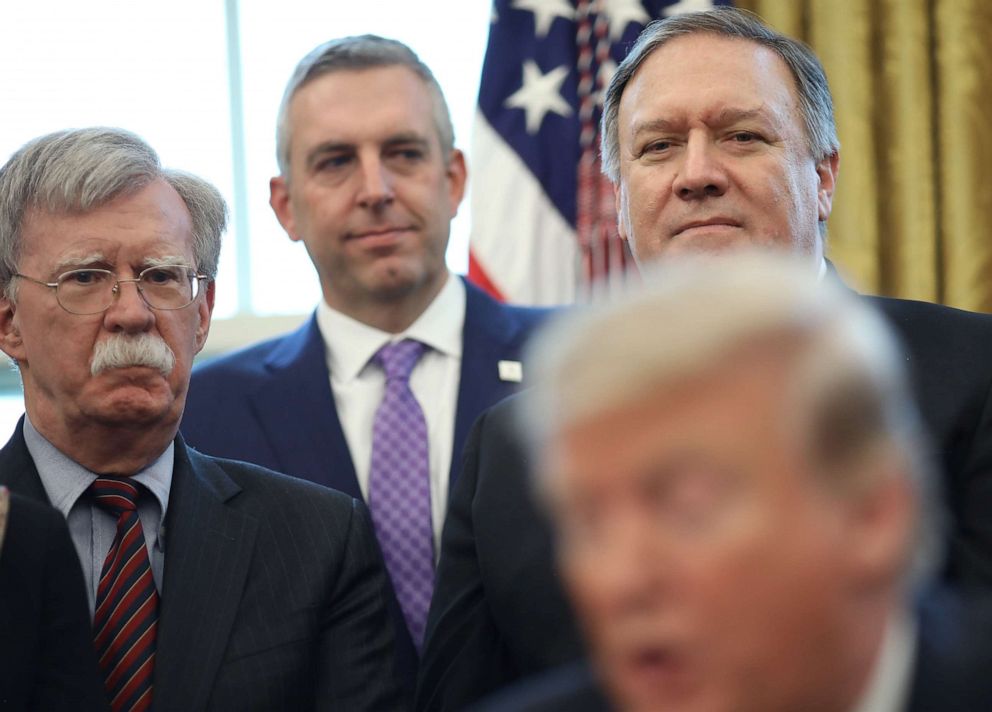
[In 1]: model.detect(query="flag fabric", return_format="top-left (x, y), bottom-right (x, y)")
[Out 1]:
top-left (468, 0), bottom-right (732, 306)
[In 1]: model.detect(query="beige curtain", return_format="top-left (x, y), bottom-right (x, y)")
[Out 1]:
top-left (735, 0), bottom-right (992, 312)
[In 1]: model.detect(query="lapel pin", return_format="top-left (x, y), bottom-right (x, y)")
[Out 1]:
top-left (498, 360), bottom-right (523, 383)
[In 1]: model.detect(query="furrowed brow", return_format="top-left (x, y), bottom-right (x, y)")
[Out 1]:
top-left (630, 117), bottom-right (681, 139)
top-left (143, 255), bottom-right (189, 269)
top-left (709, 107), bottom-right (769, 127)
top-left (304, 141), bottom-right (354, 169)
top-left (52, 253), bottom-right (108, 273)
top-left (383, 133), bottom-right (430, 149)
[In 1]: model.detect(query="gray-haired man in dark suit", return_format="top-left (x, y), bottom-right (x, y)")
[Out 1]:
top-left (0, 127), bottom-right (404, 711)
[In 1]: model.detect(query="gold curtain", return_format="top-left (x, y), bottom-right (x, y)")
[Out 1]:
top-left (735, 0), bottom-right (992, 312)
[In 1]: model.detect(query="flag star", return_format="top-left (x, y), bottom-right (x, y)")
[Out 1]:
top-left (505, 60), bottom-right (573, 134)
top-left (512, 0), bottom-right (574, 38)
top-left (600, 0), bottom-right (650, 41)
top-left (663, 0), bottom-right (716, 15)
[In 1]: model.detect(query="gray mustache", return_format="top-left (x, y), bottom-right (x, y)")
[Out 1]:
top-left (91, 333), bottom-right (176, 377)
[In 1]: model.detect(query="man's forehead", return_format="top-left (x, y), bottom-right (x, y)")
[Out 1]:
top-left (289, 66), bottom-right (440, 146)
top-left (621, 33), bottom-right (801, 124)
top-left (291, 65), bottom-right (435, 121)
top-left (19, 183), bottom-right (194, 264)
top-left (551, 346), bottom-right (804, 473)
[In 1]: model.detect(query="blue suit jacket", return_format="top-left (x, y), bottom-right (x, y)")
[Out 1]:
top-left (181, 279), bottom-right (552, 680)
top-left (181, 280), bottom-right (551, 500)
top-left (0, 422), bottom-right (404, 711)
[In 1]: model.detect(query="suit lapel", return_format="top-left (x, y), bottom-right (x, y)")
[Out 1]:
top-left (153, 439), bottom-right (258, 712)
top-left (451, 282), bottom-right (528, 487)
top-left (247, 316), bottom-right (361, 498)
top-left (0, 418), bottom-right (51, 503)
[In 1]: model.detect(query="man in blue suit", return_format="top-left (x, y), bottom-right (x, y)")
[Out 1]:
top-left (181, 35), bottom-right (549, 680)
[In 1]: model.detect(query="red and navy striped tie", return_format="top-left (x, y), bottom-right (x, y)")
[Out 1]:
top-left (91, 476), bottom-right (158, 712)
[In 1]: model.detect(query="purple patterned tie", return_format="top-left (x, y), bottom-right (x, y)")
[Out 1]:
top-left (368, 339), bottom-right (434, 649)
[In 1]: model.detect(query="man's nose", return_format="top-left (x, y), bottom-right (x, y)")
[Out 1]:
top-left (102, 278), bottom-right (155, 333)
top-left (671, 135), bottom-right (729, 200)
top-left (356, 155), bottom-right (395, 209)
top-left (587, 512), bottom-right (666, 615)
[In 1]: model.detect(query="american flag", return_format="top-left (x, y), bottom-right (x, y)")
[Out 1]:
top-left (468, 0), bottom-right (732, 305)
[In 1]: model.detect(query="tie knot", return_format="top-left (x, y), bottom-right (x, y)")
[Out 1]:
top-left (91, 476), bottom-right (141, 516)
top-left (374, 339), bottom-right (426, 381)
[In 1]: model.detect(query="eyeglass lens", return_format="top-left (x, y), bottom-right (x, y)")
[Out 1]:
top-left (55, 267), bottom-right (198, 314)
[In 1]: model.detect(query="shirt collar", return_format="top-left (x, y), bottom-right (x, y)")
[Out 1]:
top-left (316, 273), bottom-right (465, 383)
top-left (24, 414), bottom-right (173, 527)
top-left (849, 609), bottom-right (917, 712)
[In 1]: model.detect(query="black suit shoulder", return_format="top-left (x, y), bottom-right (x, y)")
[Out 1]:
top-left (0, 494), bottom-right (108, 711)
top-left (869, 297), bottom-right (992, 586)
top-left (908, 589), bottom-right (992, 711)
top-left (195, 449), bottom-right (360, 511)
top-left (417, 394), bottom-right (583, 711)
top-left (170, 446), bottom-right (406, 711)
top-left (471, 663), bottom-right (609, 712)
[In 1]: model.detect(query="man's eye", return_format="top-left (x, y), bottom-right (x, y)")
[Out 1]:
top-left (315, 155), bottom-right (351, 171)
top-left (389, 147), bottom-right (425, 161)
top-left (143, 268), bottom-right (183, 285)
top-left (645, 140), bottom-right (672, 153)
top-left (732, 131), bottom-right (758, 143)
top-left (65, 270), bottom-right (106, 286)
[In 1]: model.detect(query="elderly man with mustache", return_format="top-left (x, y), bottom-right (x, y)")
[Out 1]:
top-left (0, 127), bottom-right (404, 712)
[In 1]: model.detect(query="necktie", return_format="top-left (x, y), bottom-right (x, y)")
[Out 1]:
top-left (368, 339), bottom-right (434, 649)
top-left (91, 476), bottom-right (158, 712)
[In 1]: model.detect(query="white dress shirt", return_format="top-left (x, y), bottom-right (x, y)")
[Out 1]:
top-left (315, 273), bottom-right (465, 550)
top-left (25, 415), bottom-right (172, 616)
top-left (849, 610), bottom-right (917, 712)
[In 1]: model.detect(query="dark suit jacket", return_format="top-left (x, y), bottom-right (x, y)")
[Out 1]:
top-left (416, 296), bottom-right (992, 711)
top-left (181, 278), bottom-right (552, 669)
top-left (0, 422), bottom-right (404, 712)
top-left (0, 493), bottom-right (108, 712)
top-left (473, 592), bottom-right (992, 712)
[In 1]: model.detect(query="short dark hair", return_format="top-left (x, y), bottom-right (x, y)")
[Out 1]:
top-left (275, 35), bottom-right (455, 175)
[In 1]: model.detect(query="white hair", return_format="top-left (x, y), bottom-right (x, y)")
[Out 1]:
top-left (524, 251), bottom-right (942, 586)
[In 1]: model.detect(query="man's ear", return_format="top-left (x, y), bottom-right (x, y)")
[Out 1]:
top-left (816, 151), bottom-right (840, 223)
top-left (270, 176), bottom-right (301, 242)
top-left (614, 182), bottom-right (630, 243)
top-left (841, 459), bottom-right (916, 592)
top-left (193, 280), bottom-right (215, 354)
top-left (446, 148), bottom-right (468, 218)
top-left (0, 294), bottom-right (25, 364)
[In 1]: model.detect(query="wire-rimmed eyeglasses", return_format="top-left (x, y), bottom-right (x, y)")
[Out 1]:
top-left (14, 265), bottom-right (209, 315)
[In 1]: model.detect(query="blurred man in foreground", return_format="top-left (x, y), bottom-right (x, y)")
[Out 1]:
top-left (0, 128), bottom-right (402, 711)
top-left (418, 7), bottom-right (992, 709)
top-left (494, 253), bottom-right (992, 711)
top-left (0, 488), bottom-right (107, 710)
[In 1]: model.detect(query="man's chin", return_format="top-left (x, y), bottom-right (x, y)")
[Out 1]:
top-left (87, 400), bottom-right (177, 429)
top-left (665, 232), bottom-right (761, 258)
top-left (81, 379), bottom-right (179, 425)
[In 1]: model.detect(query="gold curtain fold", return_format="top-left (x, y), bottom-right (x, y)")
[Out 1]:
top-left (736, 0), bottom-right (992, 312)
